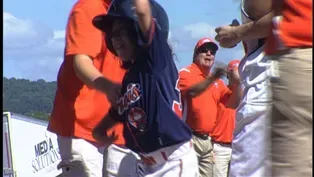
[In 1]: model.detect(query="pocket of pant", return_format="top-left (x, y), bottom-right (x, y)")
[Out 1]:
top-left (57, 156), bottom-right (89, 177)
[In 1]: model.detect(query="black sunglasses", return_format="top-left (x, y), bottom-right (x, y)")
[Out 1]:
top-left (197, 47), bottom-right (217, 55)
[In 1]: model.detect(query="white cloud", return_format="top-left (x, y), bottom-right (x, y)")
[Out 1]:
top-left (183, 23), bottom-right (216, 39)
top-left (53, 30), bottom-right (65, 40)
top-left (4, 12), bottom-right (52, 50)
top-left (169, 22), bottom-right (218, 53)
top-left (3, 12), bottom-right (64, 81)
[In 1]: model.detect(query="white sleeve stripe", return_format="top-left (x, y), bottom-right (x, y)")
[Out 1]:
top-left (179, 68), bottom-right (191, 73)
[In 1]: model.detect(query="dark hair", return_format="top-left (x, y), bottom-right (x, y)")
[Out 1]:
top-left (167, 40), bottom-right (178, 62)
top-left (105, 19), bottom-right (138, 70)
top-left (107, 19), bottom-right (177, 69)
top-left (121, 60), bottom-right (133, 69)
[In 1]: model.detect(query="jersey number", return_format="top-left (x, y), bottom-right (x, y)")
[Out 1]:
top-left (172, 78), bottom-right (182, 118)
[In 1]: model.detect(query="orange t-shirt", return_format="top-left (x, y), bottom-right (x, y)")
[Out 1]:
top-left (178, 63), bottom-right (230, 135)
top-left (48, 0), bottom-right (126, 146)
top-left (211, 91), bottom-right (236, 144)
top-left (265, 0), bottom-right (312, 54)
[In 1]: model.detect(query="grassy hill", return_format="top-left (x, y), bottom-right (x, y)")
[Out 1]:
top-left (3, 77), bottom-right (57, 121)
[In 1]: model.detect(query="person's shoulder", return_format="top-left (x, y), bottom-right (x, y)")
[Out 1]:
top-left (178, 67), bottom-right (193, 79)
top-left (71, 0), bottom-right (107, 16)
top-left (179, 64), bottom-right (194, 74)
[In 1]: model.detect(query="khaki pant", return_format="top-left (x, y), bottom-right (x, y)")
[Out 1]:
top-left (213, 142), bottom-right (232, 177)
top-left (269, 48), bottom-right (312, 177)
top-left (192, 135), bottom-right (214, 177)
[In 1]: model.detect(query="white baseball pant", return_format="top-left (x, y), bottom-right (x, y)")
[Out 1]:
top-left (137, 141), bottom-right (199, 177)
top-left (56, 136), bottom-right (138, 177)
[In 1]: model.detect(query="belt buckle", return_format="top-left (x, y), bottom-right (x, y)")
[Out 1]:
top-left (201, 134), bottom-right (208, 140)
top-left (197, 132), bottom-right (208, 140)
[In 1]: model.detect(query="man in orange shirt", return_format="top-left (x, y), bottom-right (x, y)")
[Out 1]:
top-left (211, 60), bottom-right (240, 177)
top-left (266, 1), bottom-right (312, 176)
top-left (47, 0), bottom-right (138, 177)
top-left (178, 38), bottom-right (240, 177)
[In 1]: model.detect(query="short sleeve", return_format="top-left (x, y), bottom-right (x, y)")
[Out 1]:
top-left (65, 3), bottom-right (105, 59)
top-left (136, 19), bottom-right (169, 72)
top-left (178, 69), bottom-right (195, 97)
top-left (213, 79), bottom-right (232, 102)
top-left (137, 18), bottom-right (157, 47)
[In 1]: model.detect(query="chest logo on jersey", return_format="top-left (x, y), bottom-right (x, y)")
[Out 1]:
top-left (128, 107), bottom-right (147, 132)
top-left (117, 83), bottom-right (142, 115)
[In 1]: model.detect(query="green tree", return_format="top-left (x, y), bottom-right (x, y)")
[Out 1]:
top-left (3, 77), bottom-right (57, 121)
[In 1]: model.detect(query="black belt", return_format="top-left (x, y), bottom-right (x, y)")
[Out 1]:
top-left (192, 131), bottom-right (209, 140)
top-left (211, 140), bottom-right (231, 146)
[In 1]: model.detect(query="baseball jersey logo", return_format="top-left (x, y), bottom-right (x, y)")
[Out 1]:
top-left (128, 107), bottom-right (147, 132)
top-left (118, 83), bottom-right (142, 115)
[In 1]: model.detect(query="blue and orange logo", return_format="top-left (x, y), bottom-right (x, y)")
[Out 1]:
top-left (117, 83), bottom-right (141, 115)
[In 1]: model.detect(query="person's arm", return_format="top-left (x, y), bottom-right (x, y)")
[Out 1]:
top-left (225, 84), bottom-right (242, 109)
top-left (179, 68), bottom-right (226, 98)
top-left (73, 56), bottom-right (99, 86)
top-left (235, 0), bottom-right (273, 41)
top-left (73, 54), bottom-right (114, 89)
top-left (92, 109), bottom-right (122, 144)
top-left (215, 0), bottom-right (273, 48)
top-left (67, 6), bottom-right (105, 87)
top-left (66, 6), bottom-right (121, 100)
top-left (272, 0), bottom-right (284, 16)
top-left (133, 0), bottom-right (153, 40)
top-left (224, 69), bottom-right (242, 109)
top-left (186, 77), bottom-right (218, 98)
top-left (233, 11), bottom-right (274, 42)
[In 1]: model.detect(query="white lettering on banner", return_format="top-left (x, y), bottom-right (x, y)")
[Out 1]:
top-left (32, 137), bottom-right (61, 173)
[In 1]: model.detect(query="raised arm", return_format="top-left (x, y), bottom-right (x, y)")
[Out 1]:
top-left (68, 6), bottom-right (121, 103)
top-left (215, 0), bottom-right (273, 48)
top-left (133, 0), bottom-right (153, 40)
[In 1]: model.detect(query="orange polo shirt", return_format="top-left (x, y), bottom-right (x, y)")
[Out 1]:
top-left (48, 0), bottom-right (126, 146)
top-left (211, 90), bottom-right (236, 144)
top-left (265, 0), bottom-right (312, 54)
top-left (178, 63), bottom-right (230, 135)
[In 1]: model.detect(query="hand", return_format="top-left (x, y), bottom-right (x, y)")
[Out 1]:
top-left (212, 67), bottom-right (227, 79)
top-left (104, 131), bottom-right (119, 144)
top-left (92, 128), bottom-right (118, 145)
top-left (93, 77), bottom-right (121, 107)
top-left (227, 69), bottom-right (240, 85)
top-left (215, 19), bottom-right (241, 48)
top-left (106, 84), bottom-right (121, 109)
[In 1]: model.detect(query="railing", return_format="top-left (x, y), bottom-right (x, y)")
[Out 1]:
top-left (3, 112), bottom-right (16, 177)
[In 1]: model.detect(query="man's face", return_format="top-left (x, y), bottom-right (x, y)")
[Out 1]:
top-left (194, 44), bottom-right (217, 70)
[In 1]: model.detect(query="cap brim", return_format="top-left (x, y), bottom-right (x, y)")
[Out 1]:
top-left (92, 14), bottom-right (124, 33)
top-left (199, 42), bottom-right (219, 51)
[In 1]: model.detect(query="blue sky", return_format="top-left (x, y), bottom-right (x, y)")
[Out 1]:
top-left (4, 0), bottom-right (244, 81)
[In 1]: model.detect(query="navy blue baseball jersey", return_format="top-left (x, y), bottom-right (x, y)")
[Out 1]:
top-left (110, 19), bottom-right (192, 153)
